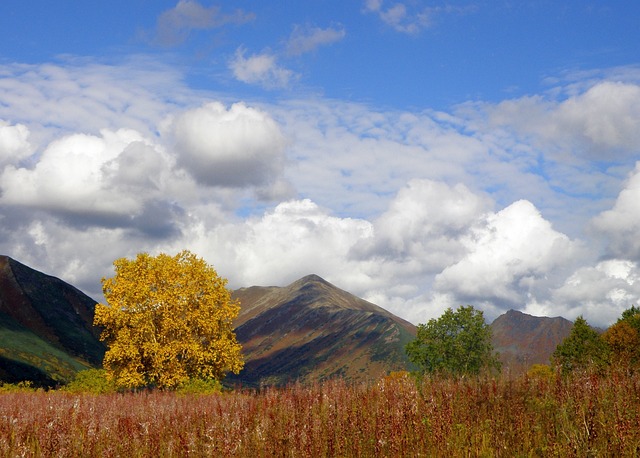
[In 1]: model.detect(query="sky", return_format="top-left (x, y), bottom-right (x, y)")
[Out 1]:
top-left (1, 1), bottom-right (640, 327)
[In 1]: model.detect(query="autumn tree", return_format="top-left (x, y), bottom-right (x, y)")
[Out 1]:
top-left (94, 250), bottom-right (243, 390)
top-left (405, 305), bottom-right (501, 376)
top-left (602, 306), bottom-right (640, 371)
top-left (552, 316), bottom-right (608, 374)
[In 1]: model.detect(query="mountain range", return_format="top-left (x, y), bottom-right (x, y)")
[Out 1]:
top-left (0, 256), bottom-right (574, 386)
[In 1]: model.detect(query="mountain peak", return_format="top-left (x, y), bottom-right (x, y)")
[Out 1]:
top-left (287, 274), bottom-right (332, 293)
top-left (491, 309), bottom-right (573, 372)
top-left (231, 275), bottom-right (417, 386)
top-left (297, 274), bottom-right (329, 284)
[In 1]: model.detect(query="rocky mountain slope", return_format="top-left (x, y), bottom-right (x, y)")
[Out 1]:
top-left (231, 274), bottom-right (418, 386)
top-left (0, 256), bottom-right (104, 386)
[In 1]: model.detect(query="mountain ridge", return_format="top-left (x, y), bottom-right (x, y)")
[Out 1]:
top-left (231, 274), bottom-right (417, 386)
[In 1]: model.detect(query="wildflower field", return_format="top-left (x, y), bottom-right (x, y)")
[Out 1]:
top-left (1, 372), bottom-right (639, 457)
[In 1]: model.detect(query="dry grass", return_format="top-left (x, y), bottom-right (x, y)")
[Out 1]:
top-left (0, 371), bottom-right (639, 457)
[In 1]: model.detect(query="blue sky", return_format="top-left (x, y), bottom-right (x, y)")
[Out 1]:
top-left (1, 1), bottom-right (640, 327)
top-left (3, 1), bottom-right (637, 107)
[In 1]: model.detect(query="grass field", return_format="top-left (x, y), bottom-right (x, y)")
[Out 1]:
top-left (0, 371), bottom-right (639, 457)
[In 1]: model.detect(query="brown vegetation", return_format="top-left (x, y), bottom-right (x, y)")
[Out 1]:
top-left (1, 371), bottom-right (639, 457)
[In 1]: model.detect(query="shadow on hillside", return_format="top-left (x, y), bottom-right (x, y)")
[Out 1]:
top-left (0, 356), bottom-right (58, 388)
top-left (226, 327), bottom-right (396, 389)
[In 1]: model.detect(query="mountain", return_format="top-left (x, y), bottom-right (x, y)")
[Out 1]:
top-left (0, 256), bottom-right (105, 387)
top-left (230, 274), bottom-right (417, 387)
top-left (491, 309), bottom-right (573, 374)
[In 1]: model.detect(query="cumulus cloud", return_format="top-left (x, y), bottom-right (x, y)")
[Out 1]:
top-left (0, 128), bottom-right (182, 234)
top-left (488, 81), bottom-right (640, 160)
top-left (5, 215), bottom-right (171, 301)
top-left (178, 181), bottom-right (586, 327)
top-left (591, 162), bottom-right (640, 259)
top-left (434, 200), bottom-right (581, 309)
top-left (229, 48), bottom-right (297, 89)
top-left (536, 259), bottom-right (640, 326)
top-left (285, 25), bottom-right (346, 56)
top-left (150, 1), bottom-right (255, 46)
top-left (0, 120), bottom-right (31, 165)
top-left (204, 199), bottom-right (374, 288)
top-left (356, 179), bottom-right (491, 270)
top-left (169, 102), bottom-right (289, 193)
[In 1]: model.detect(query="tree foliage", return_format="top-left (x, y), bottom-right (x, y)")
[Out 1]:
top-left (552, 316), bottom-right (608, 374)
top-left (405, 305), bottom-right (500, 376)
top-left (602, 305), bottom-right (640, 371)
top-left (93, 250), bottom-right (244, 390)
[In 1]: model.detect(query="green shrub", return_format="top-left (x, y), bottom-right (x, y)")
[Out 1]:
top-left (63, 369), bottom-right (116, 394)
top-left (176, 377), bottom-right (223, 395)
top-left (0, 380), bottom-right (37, 392)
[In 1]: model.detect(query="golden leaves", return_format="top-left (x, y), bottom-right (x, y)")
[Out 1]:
top-left (94, 250), bottom-right (243, 390)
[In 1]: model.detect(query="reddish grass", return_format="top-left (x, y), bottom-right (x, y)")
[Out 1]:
top-left (0, 372), bottom-right (639, 457)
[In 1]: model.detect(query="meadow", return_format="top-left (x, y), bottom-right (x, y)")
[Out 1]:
top-left (0, 371), bottom-right (639, 457)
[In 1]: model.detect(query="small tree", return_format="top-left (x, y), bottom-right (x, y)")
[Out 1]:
top-left (602, 306), bottom-right (640, 371)
top-left (405, 305), bottom-right (500, 376)
top-left (94, 250), bottom-right (244, 390)
top-left (552, 316), bottom-right (608, 374)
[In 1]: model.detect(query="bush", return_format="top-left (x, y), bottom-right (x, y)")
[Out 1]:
top-left (176, 378), bottom-right (223, 395)
top-left (63, 369), bottom-right (116, 394)
top-left (0, 381), bottom-right (38, 393)
top-left (526, 364), bottom-right (554, 381)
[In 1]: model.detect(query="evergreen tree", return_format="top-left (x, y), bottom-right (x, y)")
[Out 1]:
top-left (552, 316), bottom-right (608, 374)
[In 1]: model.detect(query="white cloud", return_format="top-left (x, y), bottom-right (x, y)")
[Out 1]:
top-left (363, 0), bottom-right (431, 34)
top-left (151, 1), bottom-right (255, 46)
top-left (2, 59), bottom-right (640, 330)
top-left (0, 120), bottom-right (31, 165)
top-left (0, 128), bottom-right (184, 236)
top-left (357, 179), bottom-right (490, 270)
top-left (591, 162), bottom-right (640, 259)
top-left (285, 25), bottom-right (346, 56)
top-left (204, 199), bottom-right (374, 288)
top-left (534, 259), bottom-right (640, 326)
top-left (168, 101), bottom-right (289, 193)
top-left (487, 81), bottom-right (640, 160)
top-left (179, 182), bottom-right (586, 327)
top-left (434, 200), bottom-right (581, 308)
top-left (0, 60), bottom-right (193, 144)
top-left (229, 48), bottom-right (297, 89)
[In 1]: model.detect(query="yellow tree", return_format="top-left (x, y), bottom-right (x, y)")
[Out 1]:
top-left (603, 321), bottom-right (639, 370)
top-left (602, 306), bottom-right (640, 371)
top-left (94, 250), bottom-right (243, 390)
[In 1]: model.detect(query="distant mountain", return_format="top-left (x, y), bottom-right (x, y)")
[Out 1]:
top-left (231, 274), bottom-right (417, 387)
top-left (0, 256), bottom-right (104, 387)
top-left (491, 309), bottom-right (573, 374)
